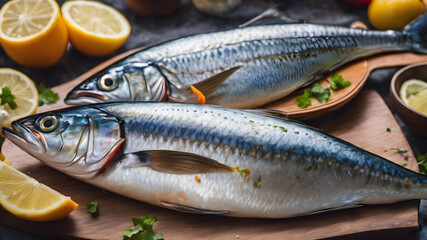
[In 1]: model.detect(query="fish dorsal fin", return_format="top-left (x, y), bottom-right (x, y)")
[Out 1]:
top-left (159, 202), bottom-right (230, 215)
top-left (121, 150), bottom-right (233, 174)
top-left (190, 66), bottom-right (241, 97)
top-left (239, 5), bottom-right (304, 28)
top-left (242, 109), bottom-right (288, 118)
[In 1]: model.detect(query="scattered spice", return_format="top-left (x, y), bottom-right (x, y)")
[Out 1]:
top-left (232, 166), bottom-right (251, 181)
top-left (386, 128), bottom-right (391, 132)
top-left (304, 164), bottom-right (318, 171)
top-left (417, 153), bottom-right (427, 175)
top-left (254, 175), bottom-right (261, 188)
top-left (194, 176), bottom-right (201, 183)
top-left (391, 148), bottom-right (407, 154)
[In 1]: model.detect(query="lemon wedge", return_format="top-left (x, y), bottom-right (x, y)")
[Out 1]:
top-left (0, 68), bottom-right (38, 129)
top-left (399, 79), bottom-right (427, 105)
top-left (407, 89), bottom-right (427, 116)
top-left (61, 0), bottom-right (131, 57)
top-left (0, 0), bottom-right (68, 68)
top-left (0, 160), bottom-right (78, 221)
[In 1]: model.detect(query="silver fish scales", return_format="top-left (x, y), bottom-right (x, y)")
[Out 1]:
top-left (65, 8), bottom-right (427, 108)
top-left (4, 102), bottom-right (427, 218)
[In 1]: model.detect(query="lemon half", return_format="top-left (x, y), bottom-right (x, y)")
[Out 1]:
top-left (0, 161), bottom-right (78, 221)
top-left (61, 0), bottom-right (131, 57)
top-left (399, 79), bottom-right (427, 105)
top-left (0, 0), bottom-right (68, 68)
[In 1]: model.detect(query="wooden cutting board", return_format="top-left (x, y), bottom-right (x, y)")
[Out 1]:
top-left (0, 88), bottom-right (419, 239)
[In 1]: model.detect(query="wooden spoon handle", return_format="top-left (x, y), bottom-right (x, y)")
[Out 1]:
top-left (367, 52), bottom-right (427, 71)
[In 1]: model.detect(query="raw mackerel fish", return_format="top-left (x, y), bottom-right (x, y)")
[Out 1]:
top-left (4, 102), bottom-right (427, 218)
top-left (65, 7), bottom-right (427, 108)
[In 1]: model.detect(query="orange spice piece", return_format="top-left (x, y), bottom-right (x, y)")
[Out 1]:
top-left (190, 85), bottom-right (206, 104)
top-left (194, 176), bottom-right (201, 183)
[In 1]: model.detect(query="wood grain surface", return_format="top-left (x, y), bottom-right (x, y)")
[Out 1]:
top-left (0, 89), bottom-right (419, 240)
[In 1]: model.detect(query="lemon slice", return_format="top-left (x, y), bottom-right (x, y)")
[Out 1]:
top-left (61, 0), bottom-right (131, 57)
top-left (0, 0), bottom-right (68, 68)
top-left (0, 160), bottom-right (78, 221)
top-left (0, 68), bottom-right (38, 129)
top-left (399, 79), bottom-right (427, 105)
top-left (407, 89), bottom-right (427, 116)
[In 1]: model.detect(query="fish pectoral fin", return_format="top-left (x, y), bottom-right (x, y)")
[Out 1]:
top-left (190, 66), bottom-right (241, 97)
top-left (121, 150), bottom-right (233, 174)
top-left (239, 5), bottom-right (306, 28)
top-left (301, 204), bottom-right (363, 217)
top-left (159, 202), bottom-right (230, 215)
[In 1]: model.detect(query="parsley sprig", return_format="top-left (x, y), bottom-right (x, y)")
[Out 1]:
top-left (38, 83), bottom-right (59, 106)
top-left (0, 87), bottom-right (17, 110)
top-left (123, 216), bottom-right (164, 240)
top-left (296, 74), bottom-right (351, 108)
top-left (329, 74), bottom-right (351, 90)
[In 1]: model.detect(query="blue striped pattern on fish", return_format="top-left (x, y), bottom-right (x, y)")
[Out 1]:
top-left (4, 102), bottom-right (427, 218)
top-left (65, 14), bottom-right (427, 108)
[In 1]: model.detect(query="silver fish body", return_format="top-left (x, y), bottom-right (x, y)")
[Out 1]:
top-left (65, 11), bottom-right (427, 108)
top-left (4, 102), bottom-right (427, 218)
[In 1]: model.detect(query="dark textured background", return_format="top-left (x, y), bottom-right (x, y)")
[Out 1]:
top-left (0, 0), bottom-right (426, 239)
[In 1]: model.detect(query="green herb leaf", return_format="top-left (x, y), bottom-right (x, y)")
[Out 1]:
top-left (386, 128), bottom-right (391, 132)
top-left (123, 216), bottom-right (164, 240)
top-left (87, 201), bottom-right (98, 214)
top-left (329, 74), bottom-right (351, 90)
top-left (304, 164), bottom-right (318, 171)
top-left (309, 83), bottom-right (330, 103)
top-left (254, 175), bottom-right (261, 188)
top-left (417, 153), bottom-right (427, 175)
top-left (391, 148), bottom-right (407, 154)
top-left (0, 87), bottom-right (17, 110)
top-left (296, 89), bottom-right (312, 108)
top-left (279, 126), bottom-right (287, 132)
top-left (38, 83), bottom-right (59, 106)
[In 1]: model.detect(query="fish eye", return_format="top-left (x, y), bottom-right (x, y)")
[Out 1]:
top-left (37, 115), bottom-right (59, 132)
top-left (98, 75), bottom-right (118, 91)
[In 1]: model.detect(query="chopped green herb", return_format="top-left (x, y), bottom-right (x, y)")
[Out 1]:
top-left (329, 74), bottom-right (351, 90)
top-left (294, 131), bottom-right (299, 134)
top-left (87, 201), bottom-right (98, 214)
top-left (402, 163), bottom-right (408, 167)
top-left (309, 83), bottom-right (331, 103)
top-left (417, 153), bottom-right (427, 175)
top-left (391, 148), bottom-right (408, 154)
top-left (304, 164), bottom-right (318, 171)
top-left (280, 152), bottom-right (288, 158)
top-left (38, 83), bottom-right (59, 106)
top-left (249, 120), bottom-right (254, 123)
top-left (273, 125), bottom-right (278, 128)
top-left (290, 147), bottom-right (296, 153)
top-left (123, 216), bottom-right (164, 240)
top-left (386, 128), bottom-right (391, 132)
top-left (0, 87), bottom-right (17, 110)
top-left (296, 89), bottom-right (312, 108)
top-left (254, 175), bottom-right (261, 188)
top-left (279, 126), bottom-right (287, 132)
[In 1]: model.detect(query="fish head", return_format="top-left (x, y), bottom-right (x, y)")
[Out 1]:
top-left (65, 62), bottom-right (168, 105)
top-left (2, 106), bottom-right (125, 178)
top-left (65, 65), bottom-right (132, 105)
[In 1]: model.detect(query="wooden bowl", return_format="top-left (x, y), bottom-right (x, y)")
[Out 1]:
top-left (390, 63), bottom-right (427, 137)
top-left (126, 0), bottom-right (181, 16)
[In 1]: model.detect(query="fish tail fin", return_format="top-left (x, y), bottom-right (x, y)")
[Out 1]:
top-left (404, 13), bottom-right (427, 53)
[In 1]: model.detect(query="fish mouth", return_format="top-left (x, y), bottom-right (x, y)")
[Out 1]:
top-left (2, 122), bottom-right (46, 154)
top-left (64, 90), bottom-right (108, 105)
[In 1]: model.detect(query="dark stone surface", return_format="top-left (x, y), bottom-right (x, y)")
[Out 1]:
top-left (0, 0), bottom-right (425, 239)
